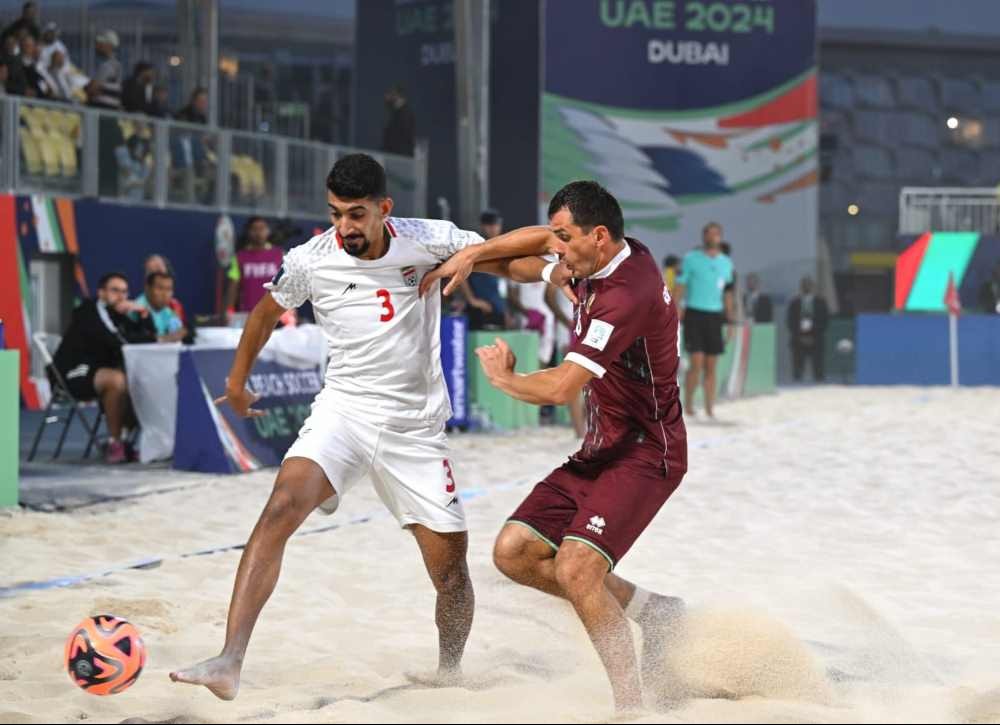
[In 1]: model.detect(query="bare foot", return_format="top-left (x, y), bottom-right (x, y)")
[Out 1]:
top-left (405, 667), bottom-right (464, 688)
top-left (169, 655), bottom-right (242, 700)
top-left (636, 595), bottom-right (685, 694)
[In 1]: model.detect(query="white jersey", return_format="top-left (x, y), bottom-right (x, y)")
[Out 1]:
top-left (266, 217), bottom-right (484, 427)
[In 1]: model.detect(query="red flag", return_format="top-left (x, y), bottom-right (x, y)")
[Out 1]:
top-left (944, 272), bottom-right (961, 316)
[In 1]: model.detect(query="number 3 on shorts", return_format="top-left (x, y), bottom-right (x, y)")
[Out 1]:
top-left (443, 459), bottom-right (456, 493)
top-left (376, 289), bottom-right (394, 322)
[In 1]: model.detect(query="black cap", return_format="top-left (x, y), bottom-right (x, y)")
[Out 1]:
top-left (480, 208), bottom-right (502, 225)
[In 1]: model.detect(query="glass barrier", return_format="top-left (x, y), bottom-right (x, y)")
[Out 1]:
top-left (287, 140), bottom-right (332, 218)
top-left (15, 98), bottom-right (84, 196)
top-left (167, 120), bottom-right (221, 207)
top-left (229, 132), bottom-right (277, 212)
top-left (1, 96), bottom-right (424, 221)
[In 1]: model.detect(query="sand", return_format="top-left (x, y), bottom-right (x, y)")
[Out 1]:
top-left (1, 386), bottom-right (999, 723)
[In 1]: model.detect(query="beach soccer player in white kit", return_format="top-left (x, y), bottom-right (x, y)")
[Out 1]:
top-left (170, 153), bottom-right (557, 699)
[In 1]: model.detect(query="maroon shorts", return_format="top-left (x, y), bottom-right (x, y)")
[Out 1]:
top-left (508, 455), bottom-right (683, 570)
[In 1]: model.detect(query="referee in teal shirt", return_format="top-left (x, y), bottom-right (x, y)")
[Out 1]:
top-left (675, 222), bottom-right (734, 419)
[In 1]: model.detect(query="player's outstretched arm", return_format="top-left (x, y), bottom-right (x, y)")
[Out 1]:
top-left (214, 293), bottom-right (286, 418)
top-left (474, 257), bottom-right (578, 305)
top-left (419, 225), bottom-right (556, 297)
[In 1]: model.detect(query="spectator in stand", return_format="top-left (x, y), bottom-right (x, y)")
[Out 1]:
top-left (39, 21), bottom-right (69, 68)
top-left (115, 134), bottom-right (151, 200)
top-left (148, 84), bottom-right (171, 117)
top-left (88, 30), bottom-right (124, 196)
top-left (122, 61), bottom-right (155, 114)
top-left (173, 87), bottom-right (212, 203)
top-left (18, 34), bottom-right (50, 98)
top-left (51, 272), bottom-right (156, 463)
top-left (381, 84), bottom-right (415, 157)
top-left (2, 34), bottom-right (27, 96)
top-left (1, 3), bottom-right (39, 46)
top-left (86, 30), bottom-right (121, 110)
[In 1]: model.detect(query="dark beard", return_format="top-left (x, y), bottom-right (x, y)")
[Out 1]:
top-left (342, 235), bottom-right (370, 257)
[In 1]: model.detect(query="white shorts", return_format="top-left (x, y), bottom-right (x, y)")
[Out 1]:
top-left (283, 399), bottom-right (467, 533)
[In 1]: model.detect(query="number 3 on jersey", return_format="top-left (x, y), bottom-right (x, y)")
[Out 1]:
top-left (376, 289), bottom-right (394, 322)
top-left (443, 459), bottom-right (456, 493)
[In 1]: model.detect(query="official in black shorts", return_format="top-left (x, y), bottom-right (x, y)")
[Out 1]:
top-left (682, 307), bottom-right (725, 356)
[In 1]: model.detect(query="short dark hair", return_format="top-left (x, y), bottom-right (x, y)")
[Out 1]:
top-left (480, 208), bottom-right (502, 226)
top-left (547, 181), bottom-right (624, 240)
top-left (663, 254), bottom-right (679, 268)
top-left (98, 272), bottom-right (128, 289)
top-left (146, 270), bottom-right (173, 287)
top-left (326, 153), bottom-right (387, 200)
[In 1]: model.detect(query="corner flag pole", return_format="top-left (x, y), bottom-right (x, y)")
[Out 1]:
top-left (945, 272), bottom-right (961, 388)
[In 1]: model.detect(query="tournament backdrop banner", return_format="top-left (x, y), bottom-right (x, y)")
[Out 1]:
top-left (173, 348), bottom-right (323, 474)
top-left (542, 0), bottom-right (818, 291)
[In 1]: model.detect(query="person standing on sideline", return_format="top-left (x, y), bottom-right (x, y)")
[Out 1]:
top-left (743, 273), bottom-right (774, 323)
top-left (674, 222), bottom-right (734, 419)
top-left (787, 276), bottom-right (829, 382)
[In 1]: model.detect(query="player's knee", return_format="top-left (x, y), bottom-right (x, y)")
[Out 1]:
top-left (259, 486), bottom-right (308, 532)
top-left (554, 547), bottom-right (604, 600)
top-left (492, 528), bottom-right (527, 576)
top-left (433, 559), bottom-right (471, 596)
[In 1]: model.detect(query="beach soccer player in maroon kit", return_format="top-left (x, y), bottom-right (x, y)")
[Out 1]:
top-left (475, 181), bottom-right (688, 713)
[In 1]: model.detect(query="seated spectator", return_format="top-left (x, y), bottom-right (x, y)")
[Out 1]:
top-left (115, 134), bottom-right (151, 200)
top-left (148, 84), bottom-right (171, 117)
top-left (142, 254), bottom-right (187, 324)
top-left (135, 271), bottom-right (187, 342)
top-left (51, 272), bottom-right (156, 463)
top-left (172, 87), bottom-right (212, 203)
top-left (2, 36), bottom-right (27, 96)
top-left (122, 61), bottom-right (155, 114)
top-left (226, 216), bottom-right (284, 314)
top-left (175, 86), bottom-right (208, 124)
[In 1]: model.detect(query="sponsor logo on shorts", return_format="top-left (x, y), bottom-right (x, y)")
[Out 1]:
top-left (586, 515), bottom-right (606, 535)
top-left (342, 282), bottom-right (357, 294)
top-left (402, 266), bottom-right (418, 287)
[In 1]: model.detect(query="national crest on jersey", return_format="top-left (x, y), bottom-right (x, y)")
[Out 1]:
top-left (264, 217), bottom-right (485, 427)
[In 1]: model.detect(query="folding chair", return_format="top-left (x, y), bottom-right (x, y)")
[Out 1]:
top-left (27, 332), bottom-right (105, 462)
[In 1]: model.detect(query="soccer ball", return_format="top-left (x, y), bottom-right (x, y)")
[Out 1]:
top-left (64, 615), bottom-right (146, 695)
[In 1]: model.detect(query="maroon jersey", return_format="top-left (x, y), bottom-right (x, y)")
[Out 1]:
top-left (564, 238), bottom-right (687, 477)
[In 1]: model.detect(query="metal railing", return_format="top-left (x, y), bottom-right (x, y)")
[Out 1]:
top-left (0, 95), bottom-right (427, 220)
top-left (899, 186), bottom-right (1000, 234)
